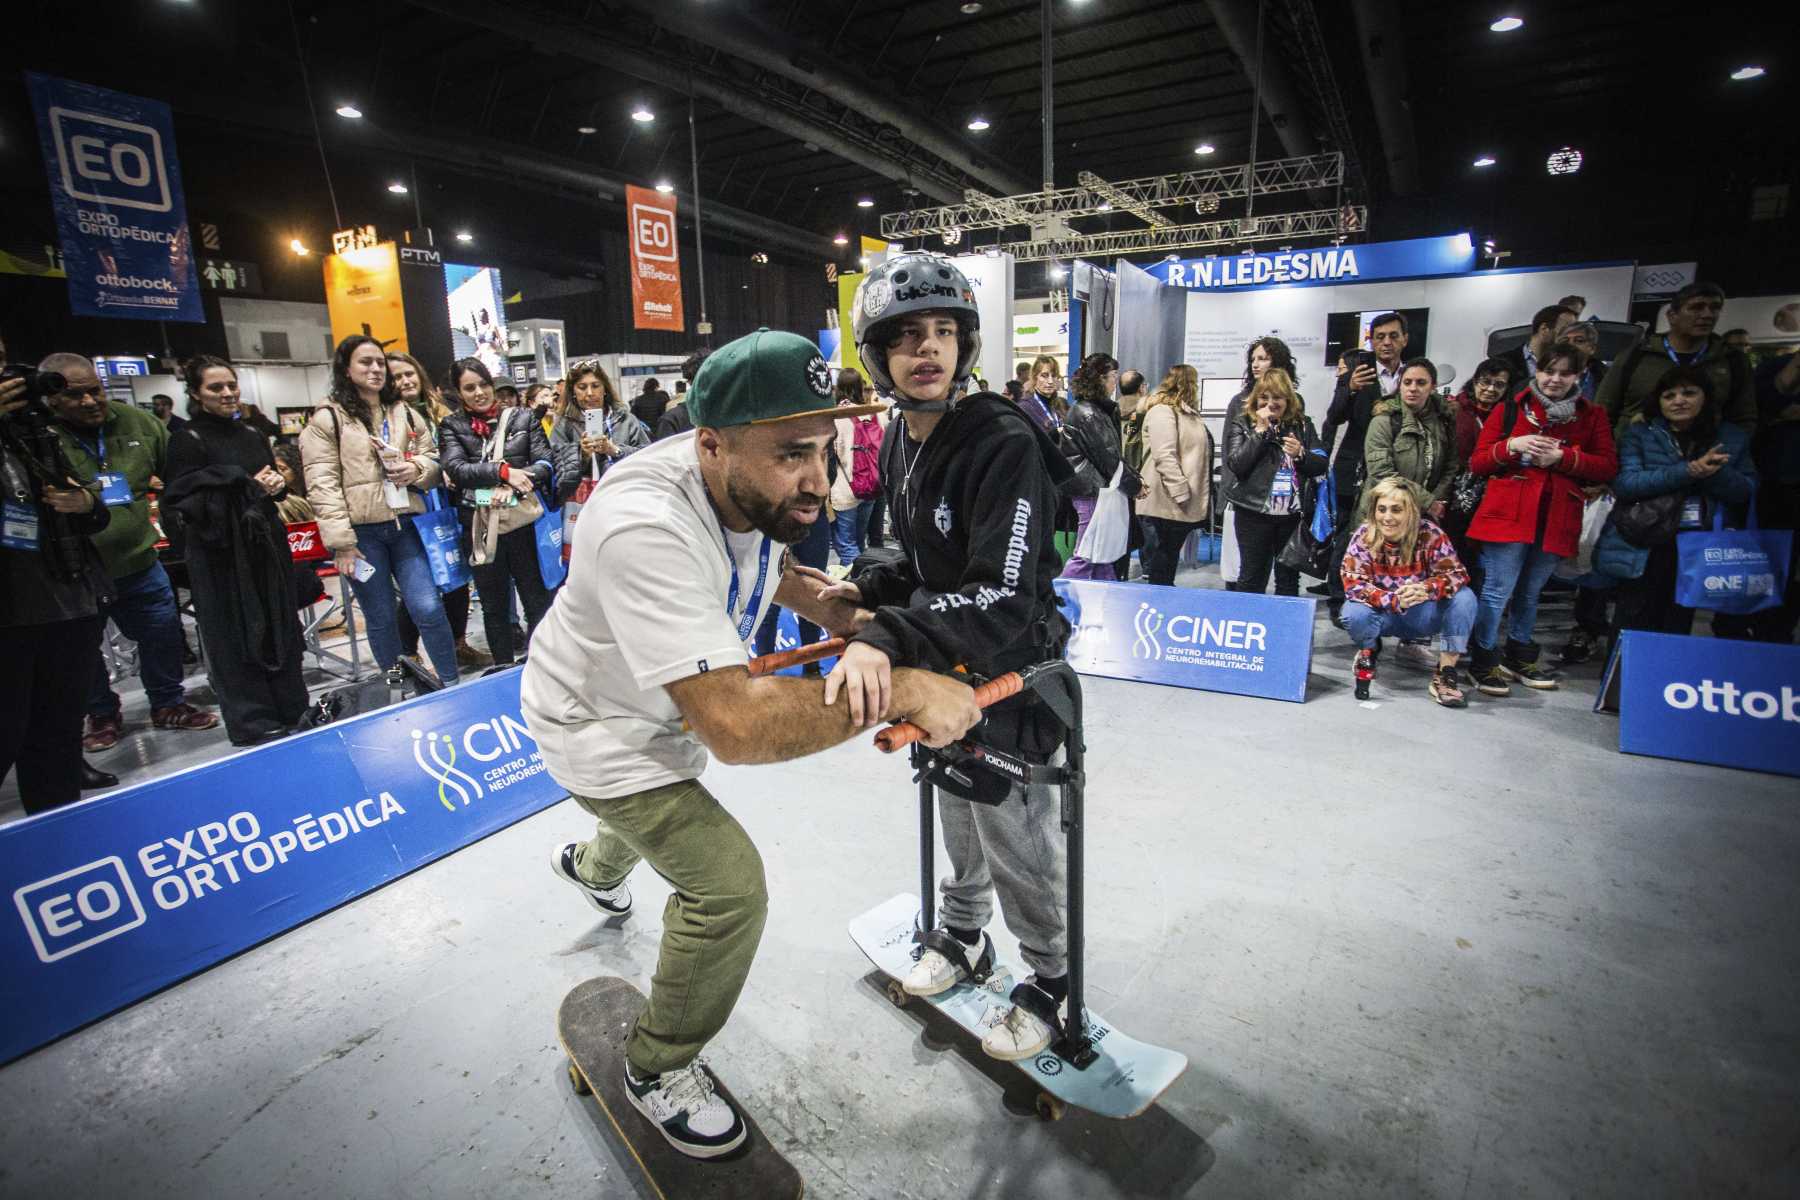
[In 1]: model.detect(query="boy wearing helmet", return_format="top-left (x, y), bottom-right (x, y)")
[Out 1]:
top-left (819, 252), bottom-right (1079, 1060)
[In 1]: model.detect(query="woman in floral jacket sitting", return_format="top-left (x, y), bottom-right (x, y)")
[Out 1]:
top-left (1340, 477), bottom-right (1476, 708)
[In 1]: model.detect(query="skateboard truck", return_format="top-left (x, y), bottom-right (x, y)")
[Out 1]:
top-left (899, 659), bottom-right (1100, 1071)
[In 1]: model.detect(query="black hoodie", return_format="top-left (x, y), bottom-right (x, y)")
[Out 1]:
top-left (851, 393), bottom-right (1074, 682)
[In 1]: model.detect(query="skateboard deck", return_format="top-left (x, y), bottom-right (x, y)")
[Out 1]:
top-left (849, 892), bottom-right (1188, 1120)
top-left (557, 977), bottom-right (803, 1199)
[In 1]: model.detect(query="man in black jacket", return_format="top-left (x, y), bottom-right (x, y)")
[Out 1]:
top-left (819, 252), bottom-right (1079, 1062)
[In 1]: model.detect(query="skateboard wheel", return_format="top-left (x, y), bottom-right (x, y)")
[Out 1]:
top-left (884, 980), bottom-right (909, 1009)
top-left (567, 1063), bottom-right (592, 1096)
top-left (1034, 1091), bottom-right (1066, 1122)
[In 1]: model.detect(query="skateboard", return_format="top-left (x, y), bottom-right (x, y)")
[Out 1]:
top-left (557, 977), bottom-right (803, 1199)
top-left (849, 892), bottom-right (1189, 1120)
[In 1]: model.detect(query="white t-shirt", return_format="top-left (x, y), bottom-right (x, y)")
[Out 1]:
top-left (521, 433), bottom-right (777, 800)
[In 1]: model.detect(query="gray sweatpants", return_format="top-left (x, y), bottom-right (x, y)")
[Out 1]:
top-left (936, 751), bottom-right (1068, 979)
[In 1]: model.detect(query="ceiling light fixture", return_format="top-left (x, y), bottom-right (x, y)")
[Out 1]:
top-left (1193, 142), bottom-right (1216, 156)
top-left (1472, 155), bottom-right (1496, 168)
top-left (1049, 264), bottom-right (1067, 280)
top-left (289, 238), bottom-right (310, 256)
top-left (1096, 201), bottom-right (1112, 211)
top-left (1489, 16), bottom-right (1523, 32)
top-left (655, 180), bottom-right (675, 194)
top-left (856, 197), bottom-right (875, 208)
top-left (387, 182), bottom-right (408, 194)
top-left (577, 124), bottom-right (597, 134)
top-left (455, 231), bottom-right (473, 243)
top-left (631, 107), bottom-right (654, 123)
top-left (961, 2), bottom-right (983, 13)
top-left (1730, 66), bottom-right (1765, 81)
top-left (1546, 146), bottom-right (1583, 176)
top-left (334, 104), bottom-right (363, 119)
top-left (966, 116), bottom-right (991, 131)
top-left (833, 233), bottom-right (850, 246)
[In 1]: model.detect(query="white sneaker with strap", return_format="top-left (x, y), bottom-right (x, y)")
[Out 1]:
top-left (980, 979), bottom-right (1062, 1061)
top-left (902, 928), bottom-right (995, 996)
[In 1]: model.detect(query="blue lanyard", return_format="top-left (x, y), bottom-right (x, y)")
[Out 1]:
top-left (1027, 396), bottom-right (1058, 430)
top-left (1663, 338), bottom-right (1702, 365)
top-left (82, 428), bottom-right (106, 467)
top-left (721, 524), bottom-right (773, 642)
top-left (381, 415), bottom-right (392, 445)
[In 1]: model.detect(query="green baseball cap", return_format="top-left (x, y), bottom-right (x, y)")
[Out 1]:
top-left (688, 327), bottom-right (886, 427)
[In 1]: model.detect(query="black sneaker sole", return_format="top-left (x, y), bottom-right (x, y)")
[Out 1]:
top-left (623, 1070), bottom-right (748, 1159)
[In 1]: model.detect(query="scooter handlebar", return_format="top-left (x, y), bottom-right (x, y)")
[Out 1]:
top-left (873, 672), bottom-right (1023, 752)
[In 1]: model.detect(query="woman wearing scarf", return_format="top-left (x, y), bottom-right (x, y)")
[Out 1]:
top-left (438, 357), bottom-right (557, 666)
top-left (1465, 340), bottom-right (1619, 696)
top-left (162, 356), bottom-right (308, 745)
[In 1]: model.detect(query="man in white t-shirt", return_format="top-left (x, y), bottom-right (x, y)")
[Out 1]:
top-left (522, 327), bottom-right (983, 1160)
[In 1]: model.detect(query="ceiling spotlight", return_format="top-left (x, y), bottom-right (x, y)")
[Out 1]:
top-left (1096, 201), bottom-right (1112, 211)
top-left (631, 107), bottom-right (655, 123)
top-left (1489, 16), bottom-right (1523, 32)
top-left (1472, 155), bottom-right (1496, 168)
top-left (966, 116), bottom-right (991, 131)
top-left (1482, 239), bottom-right (1497, 252)
top-left (751, 251), bottom-right (769, 264)
top-left (577, 124), bottom-right (597, 134)
top-left (289, 238), bottom-right (310, 256)
top-left (1193, 142), bottom-right (1216, 156)
top-left (961, 2), bottom-right (983, 12)
top-left (1731, 66), bottom-right (1766, 81)
top-left (856, 197), bottom-right (875, 208)
top-left (455, 230), bottom-right (473, 243)
top-left (833, 233), bottom-right (850, 246)
top-left (654, 180), bottom-right (675, 194)
top-left (387, 182), bottom-right (408, 194)
top-left (334, 104), bottom-right (363, 119)
top-left (1049, 264), bottom-right (1067, 280)
top-left (1546, 146), bottom-right (1583, 176)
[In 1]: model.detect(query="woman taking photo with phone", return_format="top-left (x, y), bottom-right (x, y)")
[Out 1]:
top-left (1223, 368), bottom-right (1327, 596)
top-left (301, 335), bottom-right (459, 686)
top-left (439, 357), bottom-right (557, 666)
top-left (549, 359), bottom-right (650, 505)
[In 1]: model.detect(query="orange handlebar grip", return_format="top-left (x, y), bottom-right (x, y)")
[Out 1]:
top-left (747, 637), bottom-right (847, 678)
top-left (873, 671), bottom-right (1023, 753)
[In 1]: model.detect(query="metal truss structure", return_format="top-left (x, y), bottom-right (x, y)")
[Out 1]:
top-left (877, 153), bottom-right (1345, 240)
top-left (1000, 205), bottom-right (1367, 263)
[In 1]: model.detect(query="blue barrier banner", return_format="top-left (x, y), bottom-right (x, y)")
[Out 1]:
top-left (1056, 579), bottom-right (1315, 702)
top-left (1148, 234), bottom-right (1476, 293)
top-left (24, 73), bottom-right (203, 323)
top-left (0, 670), bottom-right (564, 1064)
top-left (1617, 631), bottom-right (1800, 778)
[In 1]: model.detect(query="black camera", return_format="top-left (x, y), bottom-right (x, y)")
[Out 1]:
top-left (0, 364), bottom-right (68, 401)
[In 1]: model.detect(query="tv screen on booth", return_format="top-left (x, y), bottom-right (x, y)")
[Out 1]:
top-left (1324, 307), bottom-right (1429, 366)
top-left (445, 263), bottom-right (509, 378)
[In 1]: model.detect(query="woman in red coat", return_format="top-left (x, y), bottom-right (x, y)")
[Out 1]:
top-left (1465, 341), bottom-right (1618, 696)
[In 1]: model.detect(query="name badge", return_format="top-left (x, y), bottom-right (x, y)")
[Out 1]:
top-left (1270, 466), bottom-right (1296, 500)
top-left (383, 481), bottom-right (411, 510)
top-left (1, 500), bottom-right (40, 550)
top-left (96, 472), bottom-right (132, 507)
top-left (1681, 496), bottom-right (1703, 529)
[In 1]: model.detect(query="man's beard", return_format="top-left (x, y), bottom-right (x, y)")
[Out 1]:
top-left (726, 475), bottom-right (822, 545)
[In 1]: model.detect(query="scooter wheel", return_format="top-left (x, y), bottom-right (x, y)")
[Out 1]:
top-left (1034, 1091), bottom-right (1066, 1121)
top-left (568, 1063), bottom-right (592, 1096)
top-left (884, 980), bottom-right (909, 1008)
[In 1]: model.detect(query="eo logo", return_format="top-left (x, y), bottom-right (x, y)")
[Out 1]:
top-left (413, 730), bottom-right (483, 811)
top-left (631, 203), bottom-right (677, 263)
top-left (1132, 602), bottom-right (1166, 661)
top-left (50, 107), bottom-right (173, 212)
top-left (14, 856), bottom-right (146, 964)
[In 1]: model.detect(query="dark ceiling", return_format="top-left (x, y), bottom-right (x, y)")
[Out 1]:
top-left (2, 0), bottom-right (1794, 318)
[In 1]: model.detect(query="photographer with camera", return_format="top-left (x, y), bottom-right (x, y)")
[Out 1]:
top-left (40, 354), bottom-right (220, 754)
top-left (1, 337), bottom-right (119, 812)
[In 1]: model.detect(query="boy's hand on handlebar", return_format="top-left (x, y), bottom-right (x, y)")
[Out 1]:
top-left (824, 640), bottom-right (891, 727)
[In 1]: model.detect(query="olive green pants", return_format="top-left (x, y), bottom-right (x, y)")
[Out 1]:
top-left (571, 779), bottom-right (769, 1076)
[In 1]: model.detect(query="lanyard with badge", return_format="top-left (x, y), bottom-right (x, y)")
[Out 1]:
top-left (1269, 437), bottom-right (1297, 506)
top-left (720, 519), bottom-right (773, 643)
top-left (82, 429), bottom-right (133, 507)
top-left (1, 451), bottom-right (39, 551)
top-left (379, 413), bottom-right (411, 510)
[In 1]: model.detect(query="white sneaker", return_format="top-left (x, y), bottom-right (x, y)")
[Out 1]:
top-left (981, 981), bottom-right (1059, 1061)
top-left (1393, 640), bottom-right (1439, 671)
top-left (623, 1060), bottom-right (747, 1159)
top-left (550, 843), bottom-right (632, 916)
top-left (902, 929), bottom-right (993, 996)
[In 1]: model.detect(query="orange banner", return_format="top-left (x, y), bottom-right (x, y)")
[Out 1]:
top-left (323, 242), bottom-right (407, 351)
top-left (626, 184), bottom-right (684, 332)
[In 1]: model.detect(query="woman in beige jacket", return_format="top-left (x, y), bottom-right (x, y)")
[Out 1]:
top-left (300, 335), bottom-right (458, 684)
top-left (1137, 364), bottom-right (1214, 586)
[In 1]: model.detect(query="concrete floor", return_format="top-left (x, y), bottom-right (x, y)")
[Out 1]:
top-left (2, 573), bottom-right (1797, 1198)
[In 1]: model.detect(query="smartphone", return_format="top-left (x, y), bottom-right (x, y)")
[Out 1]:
top-left (583, 407), bottom-right (606, 438)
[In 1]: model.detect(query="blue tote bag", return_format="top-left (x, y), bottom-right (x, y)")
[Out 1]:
top-left (534, 505), bottom-right (568, 591)
top-left (1675, 493), bottom-right (1791, 615)
top-left (412, 489), bottom-right (472, 593)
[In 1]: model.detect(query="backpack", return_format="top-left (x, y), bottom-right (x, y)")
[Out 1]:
top-left (849, 417), bottom-right (883, 500)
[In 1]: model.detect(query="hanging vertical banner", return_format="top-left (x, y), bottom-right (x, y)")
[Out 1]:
top-left (24, 72), bottom-right (203, 323)
top-left (323, 243), bottom-right (408, 351)
top-left (626, 184), bottom-right (685, 332)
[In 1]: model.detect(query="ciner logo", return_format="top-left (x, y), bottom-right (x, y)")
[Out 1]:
top-left (411, 714), bottom-right (541, 812)
top-left (1133, 602), bottom-right (1165, 661)
top-left (413, 730), bottom-right (483, 811)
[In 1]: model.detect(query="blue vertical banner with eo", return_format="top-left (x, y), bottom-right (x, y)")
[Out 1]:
top-left (24, 73), bottom-right (203, 323)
